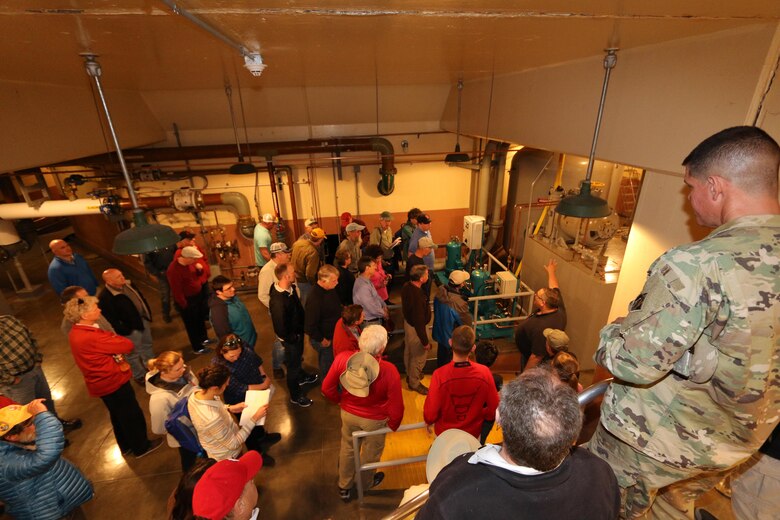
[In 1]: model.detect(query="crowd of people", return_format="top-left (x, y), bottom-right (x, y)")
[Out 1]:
top-left (0, 125), bottom-right (778, 519)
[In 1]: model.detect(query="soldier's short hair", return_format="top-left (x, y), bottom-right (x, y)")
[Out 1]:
top-left (409, 265), bottom-right (428, 282)
top-left (317, 264), bottom-right (339, 281)
top-left (451, 325), bottom-right (475, 354)
top-left (498, 368), bottom-right (582, 471)
top-left (683, 126), bottom-right (780, 193)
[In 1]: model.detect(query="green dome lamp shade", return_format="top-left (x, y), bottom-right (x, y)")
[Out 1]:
top-left (444, 79), bottom-right (472, 164)
top-left (556, 49), bottom-right (618, 219)
top-left (113, 210), bottom-right (181, 255)
top-left (82, 54), bottom-right (180, 255)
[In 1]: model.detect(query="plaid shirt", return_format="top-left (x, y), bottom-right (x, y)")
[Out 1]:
top-left (0, 315), bottom-right (42, 386)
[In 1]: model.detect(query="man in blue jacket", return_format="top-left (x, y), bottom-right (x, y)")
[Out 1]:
top-left (47, 239), bottom-right (98, 296)
top-left (0, 398), bottom-right (93, 520)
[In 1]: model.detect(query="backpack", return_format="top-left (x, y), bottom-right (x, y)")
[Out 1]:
top-left (164, 395), bottom-right (206, 456)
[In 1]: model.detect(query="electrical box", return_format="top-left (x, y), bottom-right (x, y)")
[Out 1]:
top-left (496, 271), bottom-right (518, 295)
top-left (463, 215), bottom-right (486, 250)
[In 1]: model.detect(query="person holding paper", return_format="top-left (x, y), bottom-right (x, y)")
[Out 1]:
top-left (212, 336), bottom-right (280, 456)
top-left (188, 364), bottom-right (273, 465)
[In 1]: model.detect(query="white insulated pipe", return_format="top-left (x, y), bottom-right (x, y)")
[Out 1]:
top-left (0, 199), bottom-right (103, 219)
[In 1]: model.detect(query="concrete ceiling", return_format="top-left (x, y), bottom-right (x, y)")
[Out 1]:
top-left (3, 1), bottom-right (779, 91)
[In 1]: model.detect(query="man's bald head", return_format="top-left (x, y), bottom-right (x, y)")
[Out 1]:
top-left (102, 268), bottom-right (126, 289)
top-left (49, 239), bottom-right (73, 260)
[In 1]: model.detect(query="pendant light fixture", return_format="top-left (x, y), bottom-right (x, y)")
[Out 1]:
top-left (225, 84), bottom-right (258, 174)
top-left (82, 54), bottom-right (179, 255)
top-left (555, 49), bottom-right (618, 218)
top-left (445, 79), bottom-right (471, 164)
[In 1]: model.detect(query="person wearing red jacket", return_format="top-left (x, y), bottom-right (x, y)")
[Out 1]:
top-left (331, 304), bottom-right (364, 357)
top-left (167, 246), bottom-right (211, 354)
top-left (323, 325), bottom-right (403, 502)
top-left (64, 296), bottom-right (161, 458)
top-left (423, 325), bottom-right (499, 440)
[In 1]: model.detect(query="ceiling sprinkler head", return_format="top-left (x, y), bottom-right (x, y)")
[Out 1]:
top-left (244, 53), bottom-right (267, 77)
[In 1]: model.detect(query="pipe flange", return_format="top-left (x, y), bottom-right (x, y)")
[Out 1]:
top-left (172, 189), bottom-right (203, 211)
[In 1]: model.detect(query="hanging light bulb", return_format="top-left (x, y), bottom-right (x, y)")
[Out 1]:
top-left (445, 79), bottom-right (471, 164)
top-left (555, 49), bottom-right (618, 218)
top-left (225, 83), bottom-right (258, 174)
top-left (82, 54), bottom-right (179, 255)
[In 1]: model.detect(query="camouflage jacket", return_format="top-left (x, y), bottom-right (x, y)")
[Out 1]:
top-left (595, 214), bottom-right (780, 470)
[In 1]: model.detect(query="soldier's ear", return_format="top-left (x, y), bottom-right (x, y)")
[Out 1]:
top-left (707, 175), bottom-right (727, 200)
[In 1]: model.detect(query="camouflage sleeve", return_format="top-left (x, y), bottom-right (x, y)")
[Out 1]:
top-left (595, 256), bottom-right (712, 384)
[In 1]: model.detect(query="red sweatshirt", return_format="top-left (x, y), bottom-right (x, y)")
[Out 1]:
top-left (166, 259), bottom-right (209, 308)
top-left (423, 360), bottom-right (499, 439)
top-left (68, 324), bottom-right (133, 397)
top-left (323, 351), bottom-right (404, 431)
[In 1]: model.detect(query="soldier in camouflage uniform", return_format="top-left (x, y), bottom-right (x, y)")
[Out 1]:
top-left (588, 126), bottom-right (780, 519)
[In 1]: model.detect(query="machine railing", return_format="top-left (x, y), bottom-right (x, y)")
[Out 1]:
top-left (375, 378), bottom-right (614, 519)
top-left (467, 249), bottom-right (535, 331)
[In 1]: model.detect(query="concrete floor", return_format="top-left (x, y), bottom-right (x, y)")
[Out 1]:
top-left (0, 237), bottom-right (735, 520)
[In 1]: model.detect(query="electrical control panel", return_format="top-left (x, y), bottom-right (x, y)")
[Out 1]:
top-left (463, 215), bottom-right (485, 250)
top-left (496, 271), bottom-right (518, 295)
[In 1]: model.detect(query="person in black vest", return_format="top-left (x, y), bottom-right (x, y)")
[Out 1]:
top-left (98, 268), bottom-right (154, 384)
top-left (269, 263), bottom-right (317, 408)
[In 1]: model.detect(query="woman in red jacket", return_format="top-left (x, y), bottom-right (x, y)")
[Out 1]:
top-left (332, 304), bottom-right (364, 357)
top-left (64, 296), bottom-right (161, 458)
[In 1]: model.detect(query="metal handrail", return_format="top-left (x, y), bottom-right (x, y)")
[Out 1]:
top-left (353, 421), bottom-right (429, 502)
top-left (375, 378), bottom-right (614, 518)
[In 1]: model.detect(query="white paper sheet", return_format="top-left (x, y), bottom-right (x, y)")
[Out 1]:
top-left (239, 387), bottom-right (271, 427)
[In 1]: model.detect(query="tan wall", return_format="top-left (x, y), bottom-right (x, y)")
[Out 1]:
top-left (449, 24), bottom-right (779, 175)
top-left (0, 81), bottom-right (165, 172)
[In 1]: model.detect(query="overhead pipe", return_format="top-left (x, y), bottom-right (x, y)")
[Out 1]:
top-left (483, 142), bottom-right (510, 251)
top-left (0, 189), bottom-right (256, 239)
top-left (475, 141), bottom-right (499, 218)
top-left (54, 137), bottom-right (398, 196)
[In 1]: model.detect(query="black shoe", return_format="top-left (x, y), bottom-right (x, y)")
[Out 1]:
top-left (290, 396), bottom-right (313, 408)
top-left (121, 447), bottom-right (133, 457)
top-left (63, 438), bottom-right (71, 448)
top-left (162, 314), bottom-right (172, 323)
top-left (261, 432), bottom-right (282, 448)
top-left (135, 438), bottom-right (164, 458)
top-left (202, 338), bottom-right (217, 345)
top-left (60, 418), bottom-right (83, 433)
top-left (261, 453), bottom-right (276, 467)
top-left (273, 368), bottom-right (285, 380)
top-left (193, 346), bottom-right (210, 354)
top-left (339, 487), bottom-right (352, 502)
top-left (299, 373), bottom-right (318, 386)
top-left (371, 471), bottom-right (385, 488)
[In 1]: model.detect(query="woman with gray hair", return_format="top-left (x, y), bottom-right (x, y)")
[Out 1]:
top-left (322, 325), bottom-right (404, 502)
top-left (65, 296), bottom-right (161, 458)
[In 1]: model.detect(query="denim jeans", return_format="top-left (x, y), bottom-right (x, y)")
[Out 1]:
top-left (309, 339), bottom-right (334, 380)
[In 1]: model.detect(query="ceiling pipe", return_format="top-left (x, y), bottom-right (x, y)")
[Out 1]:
top-left (483, 142), bottom-right (510, 252)
top-left (50, 137), bottom-right (398, 196)
top-left (0, 190), bottom-right (256, 239)
top-left (475, 141), bottom-right (499, 218)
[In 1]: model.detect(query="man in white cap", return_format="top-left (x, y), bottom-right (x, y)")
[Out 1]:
top-left (0, 399), bottom-right (94, 519)
top-left (337, 222), bottom-right (365, 274)
top-left (253, 213), bottom-right (275, 267)
top-left (432, 269), bottom-right (472, 367)
top-left (322, 325), bottom-right (404, 502)
top-left (167, 245), bottom-right (211, 354)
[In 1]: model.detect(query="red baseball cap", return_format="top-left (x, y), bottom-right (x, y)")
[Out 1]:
top-left (192, 451), bottom-right (263, 519)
